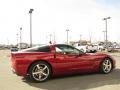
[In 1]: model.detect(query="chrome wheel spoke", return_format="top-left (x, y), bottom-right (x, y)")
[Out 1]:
top-left (105, 66), bottom-right (109, 71)
top-left (103, 63), bottom-right (106, 66)
top-left (107, 64), bottom-right (111, 68)
top-left (42, 72), bottom-right (48, 76)
top-left (43, 66), bottom-right (47, 71)
top-left (106, 60), bottom-right (109, 64)
top-left (36, 65), bottom-right (41, 69)
top-left (38, 74), bottom-right (42, 79)
top-left (33, 72), bottom-right (40, 75)
top-left (103, 65), bottom-right (107, 71)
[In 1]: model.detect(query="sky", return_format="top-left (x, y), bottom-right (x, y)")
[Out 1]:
top-left (0, 0), bottom-right (120, 45)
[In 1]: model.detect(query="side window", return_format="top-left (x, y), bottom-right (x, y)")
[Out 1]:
top-left (56, 47), bottom-right (63, 53)
top-left (55, 45), bottom-right (80, 55)
top-left (25, 46), bottom-right (51, 52)
top-left (37, 46), bottom-right (51, 52)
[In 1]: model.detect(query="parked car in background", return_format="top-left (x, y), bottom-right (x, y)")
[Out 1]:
top-left (86, 44), bottom-right (98, 53)
top-left (98, 45), bottom-right (104, 51)
top-left (17, 43), bottom-right (30, 49)
top-left (75, 44), bottom-right (97, 53)
top-left (11, 46), bottom-right (18, 52)
top-left (75, 44), bottom-right (87, 53)
top-left (11, 44), bottom-right (115, 82)
top-left (107, 46), bottom-right (114, 52)
top-left (112, 42), bottom-right (120, 49)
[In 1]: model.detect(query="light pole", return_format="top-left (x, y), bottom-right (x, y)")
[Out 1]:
top-left (89, 33), bottom-right (92, 43)
top-left (80, 34), bottom-right (82, 41)
top-left (103, 17), bottom-right (111, 49)
top-left (6, 38), bottom-right (9, 45)
top-left (29, 9), bottom-right (34, 47)
top-left (53, 32), bottom-right (56, 44)
top-left (20, 27), bottom-right (22, 50)
top-left (49, 34), bottom-right (52, 44)
top-left (16, 33), bottom-right (18, 45)
top-left (102, 31), bottom-right (106, 42)
top-left (66, 29), bottom-right (69, 44)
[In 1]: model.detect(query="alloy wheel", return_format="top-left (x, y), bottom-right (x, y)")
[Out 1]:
top-left (102, 59), bottom-right (112, 73)
top-left (32, 63), bottom-right (50, 81)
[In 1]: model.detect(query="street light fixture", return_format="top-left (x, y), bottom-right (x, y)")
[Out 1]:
top-left (66, 29), bottom-right (69, 44)
top-left (29, 9), bottom-right (34, 47)
top-left (103, 17), bottom-right (111, 49)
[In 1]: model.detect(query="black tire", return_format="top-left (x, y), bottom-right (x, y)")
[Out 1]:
top-left (100, 58), bottom-right (113, 74)
top-left (29, 61), bottom-right (51, 82)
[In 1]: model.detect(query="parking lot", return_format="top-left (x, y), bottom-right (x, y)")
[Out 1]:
top-left (0, 50), bottom-right (120, 90)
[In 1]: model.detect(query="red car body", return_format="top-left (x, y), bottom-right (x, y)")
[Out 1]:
top-left (11, 44), bottom-right (115, 77)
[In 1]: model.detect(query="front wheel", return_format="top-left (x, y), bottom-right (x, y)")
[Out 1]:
top-left (100, 58), bottom-right (113, 74)
top-left (29, 61), bottom-right (51, 82)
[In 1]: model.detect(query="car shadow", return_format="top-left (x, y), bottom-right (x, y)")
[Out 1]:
top-left (22, 69), bottom-right (120, 90)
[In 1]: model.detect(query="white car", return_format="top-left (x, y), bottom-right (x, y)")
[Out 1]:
top-left (76, 45), bottom-right (87, 53)
top-left (98, 45), bottom-right (104, 51)
top-left (86, 45), bottom-right (98, 53)
top-left (76, 44), bottom-right (98, 53)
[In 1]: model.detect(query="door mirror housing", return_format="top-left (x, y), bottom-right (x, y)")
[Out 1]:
top-left (78, 50), bottom-right (85, 56)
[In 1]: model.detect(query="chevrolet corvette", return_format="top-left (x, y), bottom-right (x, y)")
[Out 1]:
top-left (11, 44), bottom-right (115, 82)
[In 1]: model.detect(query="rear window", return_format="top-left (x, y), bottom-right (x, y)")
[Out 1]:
top-left (22, 46), bottom-right (51, 52)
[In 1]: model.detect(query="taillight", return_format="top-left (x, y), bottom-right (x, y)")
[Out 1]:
top-left (11, 52), bottom-right (24, 59)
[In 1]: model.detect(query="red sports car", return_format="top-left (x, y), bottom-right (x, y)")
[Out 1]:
top-left (11, 44), bottom-right (115, 82)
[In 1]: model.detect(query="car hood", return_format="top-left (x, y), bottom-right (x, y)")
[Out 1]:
top-left (85, 53), bottom-right (109, 58)
top-left (87, 53), bottom-right (107, 56)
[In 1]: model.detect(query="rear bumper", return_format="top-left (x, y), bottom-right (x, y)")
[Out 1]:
top-left (11, 66), bottom-right (27, 76)
top-left (11, 68), bottom-right (19, 75)
top-left (11, 62), bottom-right (30, 76)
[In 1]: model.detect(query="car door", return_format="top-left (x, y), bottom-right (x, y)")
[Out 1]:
top-left (63, 50), bottom-right (94, 73)
top-left (54, 44), bottom-right (94, 75)
top-left (53, 45), bottom-right (75, 75)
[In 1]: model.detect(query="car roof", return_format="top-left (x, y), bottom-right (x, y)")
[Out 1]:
top-left (54, 44), bottom-right (71, 47)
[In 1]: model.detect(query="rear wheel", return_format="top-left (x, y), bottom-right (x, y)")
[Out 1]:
top-left (100, 58), bottom-right (113, 74)
top-left (29, 61), bottom-right (51, 82)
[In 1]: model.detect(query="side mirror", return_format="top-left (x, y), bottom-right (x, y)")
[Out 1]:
top-left (79, 51), bottom-right (85, 56)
